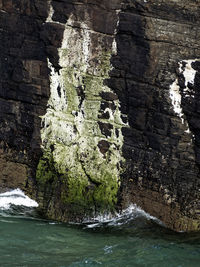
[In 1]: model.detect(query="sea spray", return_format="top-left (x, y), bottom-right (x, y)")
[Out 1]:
top-left (82, 204), bottom-right (162, 228)
top-left (0, 189), bottom-right (38, 210)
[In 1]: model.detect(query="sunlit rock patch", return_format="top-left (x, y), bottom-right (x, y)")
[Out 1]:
top-left (36, 2), bottom-right (127, 218)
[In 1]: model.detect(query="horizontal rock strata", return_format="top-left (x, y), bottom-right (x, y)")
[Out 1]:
top-left (0, 0), bottom-right (200, 231)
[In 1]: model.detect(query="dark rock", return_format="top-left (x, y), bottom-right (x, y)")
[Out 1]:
top-left (98, 121), bottom-right (113, 137)
top-left (0, 0), bottom-right (49, 192)
top-left (1, 0), bottom-right (200, 232)
top-left (98, 140), bottom-right (110, 155)
top-left (100, 92), bottom-right (119, 101)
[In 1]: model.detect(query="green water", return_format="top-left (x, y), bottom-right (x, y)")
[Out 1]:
top-left (0, 207), bottom-right (200, 267)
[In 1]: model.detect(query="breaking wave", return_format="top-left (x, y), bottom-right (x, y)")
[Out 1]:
top-left (0, 189), bottom-right (162, 229)
top-left (0, 189), bottom-right (38, 210)
top-left (83, 204), bottom-right (163, 228)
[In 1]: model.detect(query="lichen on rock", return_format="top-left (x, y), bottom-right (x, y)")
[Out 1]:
top-left (36, 6), bottom-right (127, 220)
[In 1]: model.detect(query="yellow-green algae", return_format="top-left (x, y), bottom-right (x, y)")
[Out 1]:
top-left (36, 21), bottom-right (127, 218)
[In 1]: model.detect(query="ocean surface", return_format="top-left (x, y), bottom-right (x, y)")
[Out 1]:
top-left (0, 189), bottom-right (200, 267)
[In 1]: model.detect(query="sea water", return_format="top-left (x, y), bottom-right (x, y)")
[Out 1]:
top-left (0, 189), bottom-right (200, 267)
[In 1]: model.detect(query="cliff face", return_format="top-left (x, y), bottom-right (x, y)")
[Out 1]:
top-left (117, 1), bottom-right (200, 231)
top-left (0, 0), bottom-right (200, 231)
top-left (0, 0), bottom-right (50, 190)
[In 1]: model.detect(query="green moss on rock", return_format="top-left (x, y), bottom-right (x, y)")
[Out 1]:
top-left (36, 150), bottom-right (120, 217)
top-left (37, 25), bottom-right (127, 221)
top-left (36, 153), bottom-right (57, 185)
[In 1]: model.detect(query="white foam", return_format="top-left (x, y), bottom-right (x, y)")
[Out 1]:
top-left (85, 204), bottom-right (161, 228)
top-left (0, 189), bottom-right (38, 210)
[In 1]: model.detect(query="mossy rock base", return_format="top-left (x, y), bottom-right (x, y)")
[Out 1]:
top-left (36, 154), bottom-right (119, 222)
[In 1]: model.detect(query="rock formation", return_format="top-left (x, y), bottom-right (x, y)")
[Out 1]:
top-left (0, 0), bottom-right (50, 190)
top-left (0, 0), bottom-right (200, 231)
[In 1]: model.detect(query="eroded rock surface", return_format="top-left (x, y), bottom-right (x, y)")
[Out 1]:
top-left (0, 0), bottom-right (200, 231)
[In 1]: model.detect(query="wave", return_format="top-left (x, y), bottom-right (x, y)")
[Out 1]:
top-left (0, 189), bottom-right (38, 210)
top-left (83, 204), bottom-right (162, 228)
top-left (0, 189), bottom-right (162, 229)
